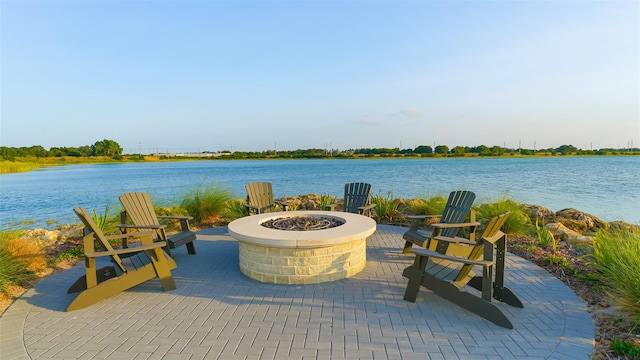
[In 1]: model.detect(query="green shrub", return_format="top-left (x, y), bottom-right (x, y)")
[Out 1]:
top-left (319, 194), bottom-right (334, 211)
top-left (371, 190), bottom-right (400, 222)
top-left (593, 228), bottom-right (640, 321)
top-left (181, 183), bottom-right (234, 224)
top-left (53, 246), bottom-right (85, 262)
top-left (536, 218), bottom-right (559, 252)
top-left (475, 197), bottom-right (532, 234)
top-left (222, 199), bottom-right (248, 221)
top-left (90, 206), bottom-right (120, 235)
top-left (610, 338), bottom-right (640, 357)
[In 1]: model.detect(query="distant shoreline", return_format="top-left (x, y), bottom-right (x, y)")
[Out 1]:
top-left (2, 153), bottom-right (638, 175)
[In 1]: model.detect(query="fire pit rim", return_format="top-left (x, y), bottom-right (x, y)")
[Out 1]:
top-left (228, 210), bottom-right (377, 249)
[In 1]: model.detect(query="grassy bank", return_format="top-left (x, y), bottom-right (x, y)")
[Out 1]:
top-left (3, 152), bottom-right (639, 174)
top-left (0, 156), bottom-right (163, 174)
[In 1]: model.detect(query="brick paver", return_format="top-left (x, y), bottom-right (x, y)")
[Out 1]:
top-left (0, 225), bottom-right (594, 359)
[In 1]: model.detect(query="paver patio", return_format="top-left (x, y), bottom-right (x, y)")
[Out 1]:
top-left (0, 225), bottom-right (594, 359)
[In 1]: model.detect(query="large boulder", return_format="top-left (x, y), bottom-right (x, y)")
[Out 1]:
top-left (21, 224), bottom-right (83, 247)
top-left (524, 204), bottom-right (554, 219)
top-left (546, 222), bottom-right (594, 243)
top-left (554, 208), bottom-right (609, 233)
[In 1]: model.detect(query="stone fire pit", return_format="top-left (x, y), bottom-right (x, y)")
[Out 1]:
top-left (228, 211), bottom-right (377, 285)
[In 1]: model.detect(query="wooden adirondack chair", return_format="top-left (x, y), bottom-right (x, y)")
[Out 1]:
top-left (119, 192), bottom-right (197, 255)
top-left (402, 212), bottom-right (523, 328)
top-left (328, 182), bottom-right (376, 216)
top-left (402, 190), bottom-right (478, 254)
top-left (244, 182), bottom-right (290, 215)
top-left (67, 207), bottom-right (177, 311)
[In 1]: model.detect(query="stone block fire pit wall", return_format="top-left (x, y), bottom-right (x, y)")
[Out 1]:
top-left (228, 211), bottom-right (377, 285)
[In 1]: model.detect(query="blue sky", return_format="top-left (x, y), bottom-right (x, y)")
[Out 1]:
top-left (1, 1), bottom-right (638, 154)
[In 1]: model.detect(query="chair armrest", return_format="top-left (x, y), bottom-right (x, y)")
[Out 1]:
top-left (158, 215), bottom-right (192, 231)
top-left (243, 203), bottom-right (275, 214)
top-left (407, 215), bottom-right (441, 220)
top-left (410, 248), bottom-right (493, 267)
top-left (358, 204), bottom-right (376, 211)
top-left (275, 200), bottom-right (290, 210)
top-left (432, 235), bottom-right (476, 246)
top-left (119, 224), bottom-right (166, 230)
top-left (86, 241), bottom-right (166, 258)
top-left (430, 221), bottom-right (481, 229)
top-left (157, 215), bottom-right (193, 221)
top-left (327, 199), bottom-right (343, 211)
top-left (105, 230), bottom-right (158, 241)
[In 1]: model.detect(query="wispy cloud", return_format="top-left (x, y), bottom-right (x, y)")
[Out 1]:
top-left (362, 117), bottom-right (384, 125)
top-left (361, 109), bottom-right (423, 126)
top-left (399, 109), bottom-right (422, 118)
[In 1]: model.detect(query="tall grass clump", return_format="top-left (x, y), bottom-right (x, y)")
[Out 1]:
top-left (0, 161), bottom-right (44, 174)
top-left (222, 199), bottom-right (248, 221)
top-left (0, 229), bottom-right (47, 298)
top-left (535, 218), bottom-right (558, 251)
top-left (89, 206), bottom-right (120, 235)
top-left (405, 195), bottom-right (448, 215)
top-left (181, 184), bottom-right (234, 224)
top-left (319, 194), bottom-right (335, 211)
top-left (475, 197), bottom-right (532, 234)
top-left (592, 228), bottom-right (640, 321)
top-left (370, 190), bottom-right (400, 222)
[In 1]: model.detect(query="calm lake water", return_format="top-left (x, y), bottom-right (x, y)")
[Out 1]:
top-left (1, 156), bottom-right (639, 228)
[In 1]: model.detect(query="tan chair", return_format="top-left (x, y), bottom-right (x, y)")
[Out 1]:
top-left (119, 192), bottom-right (197, 255)
top-left (67, 207), bottom-right (176, 311)
top-left (402, 212), bottom-right (523, 328)
top-left (402, 190), bottom-right (478, 254)
top-left (244, 182), bottom-right (289, 215)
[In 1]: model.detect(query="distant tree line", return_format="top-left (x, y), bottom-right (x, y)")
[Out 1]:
top-left (0, 139), bottom-right (123, 161)
top-left (197, 144), bottom-right (637, 159)
top-left (2, 140), bottom-right (638, 161)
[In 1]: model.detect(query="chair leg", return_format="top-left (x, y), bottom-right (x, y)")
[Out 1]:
top-left (402, 256), bottom-right (429, 302)
top-left (148, 248), bottom-right (176, 291)
top-left (186, 241), bottom-right (196, 255)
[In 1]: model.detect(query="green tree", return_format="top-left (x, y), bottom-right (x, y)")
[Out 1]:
top-left (490, 146), bottom-right (505, 156)
top-left (434, 145), bottom-right (449, 154)
top-left (29, 145), bottom-right (48, 157)
top-left (414, 145), bottom-right (433, 154)
top-left (91, 139), bottom-right (123, 157)
top-left (451, 146), bottom-right (466, 155)
top-left (468, 145), bottom-right (489, 154)
top-left (556, 144), bottom-right (578, 155)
